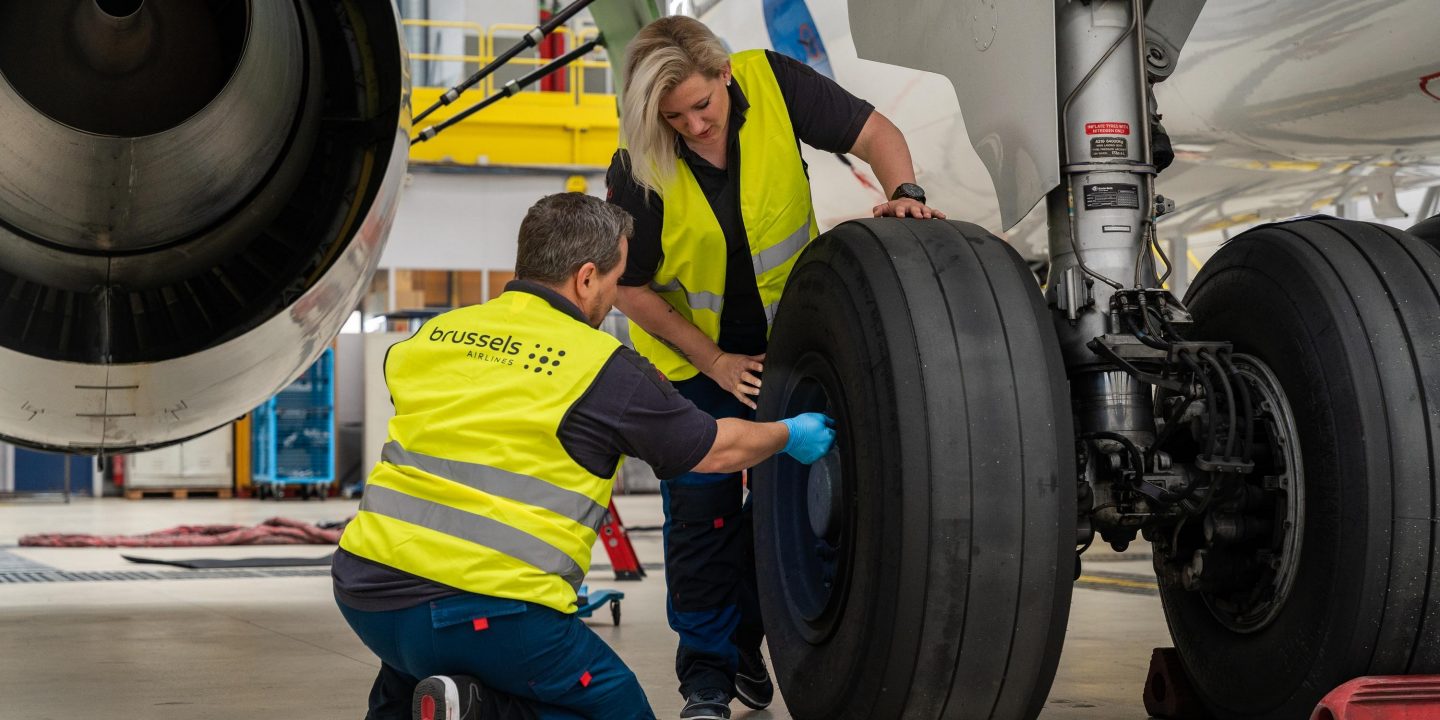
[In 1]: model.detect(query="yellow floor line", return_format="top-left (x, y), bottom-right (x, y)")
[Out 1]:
top-left (1077, 574), bottom-right (1158, 591)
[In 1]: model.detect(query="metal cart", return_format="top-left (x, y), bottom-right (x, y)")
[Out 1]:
top-left (253, 349), bottom-right (335, 500)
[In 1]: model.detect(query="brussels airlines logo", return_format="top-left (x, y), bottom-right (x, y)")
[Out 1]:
top-left (523, 343), bottom-right (567, 377)
top-left (431, 326), bottom-right (523, 353)
top-left (430, 326), bottom-right (522, 366)
top-left (429, 326), bottom-right (567, 374)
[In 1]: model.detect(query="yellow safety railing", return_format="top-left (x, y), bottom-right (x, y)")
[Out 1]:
top-left (400, 19), bottom-right (620, 168)
top-left (402, 19), bottom-right (613, 101)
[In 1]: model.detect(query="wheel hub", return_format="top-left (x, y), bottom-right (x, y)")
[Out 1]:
top-left (770, 358), bottom-right (853, 641)
top-left (807, 447), bottom-right (842, 539)
top-left (1162, 354), bottom-right (1304, 634)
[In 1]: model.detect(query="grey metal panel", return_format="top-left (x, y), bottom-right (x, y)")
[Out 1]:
top-left (1142, 0), bottom-right (1206, 80)
top-left (591, 0), bottom-right (663, 99)
top-left (848, 0), bottom-right (1059, 230)
top-left (0, 444), bottom-right (11, 494)
top-left (0, 358), bottom-right (110, 449)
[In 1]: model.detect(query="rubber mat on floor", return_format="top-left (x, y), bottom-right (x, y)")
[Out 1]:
top-left (122, 554), bottom-right (333, 569)
top-left (0, 567), bottom-right (333, 583)
top-left (0, 549), bottom-right (57, 573)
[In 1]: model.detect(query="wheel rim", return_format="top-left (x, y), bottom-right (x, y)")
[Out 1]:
top-left (1203, 354), bottom-right (1305, 633)
top-left (1162, 353), bottom-right (1305, 634)
top-left (769, 351), bottom-right (855, 643)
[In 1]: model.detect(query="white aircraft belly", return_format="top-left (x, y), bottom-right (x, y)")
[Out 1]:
top-left (1158, 0), bottom-right (1440, 162)
top-left (703, 0), bottom-right (1440, 251)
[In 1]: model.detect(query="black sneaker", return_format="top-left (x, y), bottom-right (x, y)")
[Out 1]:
top-left (680, 688), bottom-right (731, 719)
top-left (734, 647), bottom-right (774, 710)
top-left (413, 674), bottom-right (484, 720)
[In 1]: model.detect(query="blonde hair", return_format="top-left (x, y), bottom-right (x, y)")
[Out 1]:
top-left (620, 16), bottom-right (730, 195)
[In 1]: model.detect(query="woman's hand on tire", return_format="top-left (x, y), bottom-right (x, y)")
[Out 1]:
top-left (706, 352), bottom-right (765, 409)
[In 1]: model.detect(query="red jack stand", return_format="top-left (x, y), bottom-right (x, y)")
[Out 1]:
top-left (1312, 676), bottom-right (1440, 719)
top-left (599, 500), bottom-right (645, 581)
top-left (1144, 648), bottom-right (1212, 720)
top-left (1145, 647), bottom-right (1440, 720)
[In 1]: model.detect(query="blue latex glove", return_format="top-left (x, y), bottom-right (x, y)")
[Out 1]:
top-left (780, 413), bottom-right (837, 464)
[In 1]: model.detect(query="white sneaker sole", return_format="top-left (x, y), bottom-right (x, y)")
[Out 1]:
top-left (414, 675), bottom-right (460, 720)
top-left (735, 673), bottom-right (773, 710)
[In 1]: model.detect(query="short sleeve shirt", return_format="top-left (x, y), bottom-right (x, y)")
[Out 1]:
top-left (333, 281), bottom-right (718, 610)
top-left (606, 50), bottom-right (875, 356)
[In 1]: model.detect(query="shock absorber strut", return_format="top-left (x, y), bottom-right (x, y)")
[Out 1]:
top-left (1046, 0), bottom-right (1158, 447)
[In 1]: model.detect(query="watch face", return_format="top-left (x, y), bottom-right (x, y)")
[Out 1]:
top-left (894, 183), bottom-right (926, 202)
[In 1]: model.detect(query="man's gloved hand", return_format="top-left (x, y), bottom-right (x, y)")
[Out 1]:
top-left (780, 413), bottom-right (837, 464)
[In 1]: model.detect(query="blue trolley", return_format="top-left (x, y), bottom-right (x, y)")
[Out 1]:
top-left (252, 349), bottom-right (335, 500)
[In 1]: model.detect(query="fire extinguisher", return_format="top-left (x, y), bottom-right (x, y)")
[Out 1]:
top-left (538, 0), bottom-right (568, 92)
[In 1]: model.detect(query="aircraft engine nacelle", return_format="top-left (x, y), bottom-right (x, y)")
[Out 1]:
top-left (0, 0), bottom-right (410, 453)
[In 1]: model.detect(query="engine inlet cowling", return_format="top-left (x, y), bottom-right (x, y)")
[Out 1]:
top-left (0, 0), bottom-right (410, 453)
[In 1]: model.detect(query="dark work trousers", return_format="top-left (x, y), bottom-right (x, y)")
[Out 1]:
top-left (664, 374), bottom-right (766, 698)
top-left (337, 592), bottom-right (655, 720)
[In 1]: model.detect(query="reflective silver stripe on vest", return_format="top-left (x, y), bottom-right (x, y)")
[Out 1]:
top-left (763, 300), bottom-right (780, 326)
top-left (648, 279), bottom-right (724, 313)
top-left (361, 484), bottom-right (587, 589)
top-left (751, 221), bottom-right (812, 276)
top-left (382, 441), bottom-right (608, 533)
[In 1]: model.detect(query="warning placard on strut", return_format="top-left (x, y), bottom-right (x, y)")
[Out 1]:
top-left (1085, 122), bottom-right (1131, 135)
top-left (1084, 183), bottom-right (1140, 210)
top-left (1091, 137), bottom-right (1128, 158)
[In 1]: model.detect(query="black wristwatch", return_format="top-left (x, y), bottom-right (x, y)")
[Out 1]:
top-left (891, 182), bottom-right (926, 204)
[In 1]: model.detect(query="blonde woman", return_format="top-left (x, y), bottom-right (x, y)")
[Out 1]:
top-left (606, 16), bottom-right (942, 720)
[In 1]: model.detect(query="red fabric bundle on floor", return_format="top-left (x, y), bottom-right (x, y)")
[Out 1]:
top-left (18, 517), bottom-right (349, 547)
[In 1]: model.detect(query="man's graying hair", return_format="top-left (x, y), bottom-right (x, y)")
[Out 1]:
top-left (515, 193), bottom-right (633, 285)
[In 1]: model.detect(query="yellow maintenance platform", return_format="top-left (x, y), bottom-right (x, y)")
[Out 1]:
top-left (404, 21), bottom-right (619, 169)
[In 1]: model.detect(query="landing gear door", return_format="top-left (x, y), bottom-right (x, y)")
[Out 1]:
top-left (849, 0), bottom-right (1059, 231)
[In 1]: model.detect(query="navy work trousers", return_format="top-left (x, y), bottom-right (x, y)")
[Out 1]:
top-left (664, 374), bottom-right (766, 698)
top-left (338, 592), bottom-right (655, 720)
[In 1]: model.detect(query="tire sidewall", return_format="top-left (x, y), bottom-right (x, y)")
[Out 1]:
top-left (1174, 225), bottom-right (1397, 718)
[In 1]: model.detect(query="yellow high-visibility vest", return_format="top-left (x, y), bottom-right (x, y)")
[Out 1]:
top-left (629, 49), bottom-right (818, 381)
top-left (340, 291), bottom-right (623, 613)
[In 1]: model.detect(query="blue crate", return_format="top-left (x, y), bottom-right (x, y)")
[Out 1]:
top-left (252, 349), bottom-right (335, 491)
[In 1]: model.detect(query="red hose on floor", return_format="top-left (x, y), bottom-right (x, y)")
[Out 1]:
top-left (18, 517), bottom-right (349, 547)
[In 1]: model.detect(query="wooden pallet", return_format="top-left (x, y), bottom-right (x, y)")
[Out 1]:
top-left (123, 487), bottom-right (234, 500)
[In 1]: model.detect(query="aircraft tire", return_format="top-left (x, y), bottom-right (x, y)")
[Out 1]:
top-left (1408, 214), bottom-right (1440, 246)
top-left (753, 219), bottom-right (1075, 720)
top-left (1170, 218), bottom-right (1440, 718)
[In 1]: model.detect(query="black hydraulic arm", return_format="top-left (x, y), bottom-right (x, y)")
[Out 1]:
top-left (412, 36), bottom-right (603, 145)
